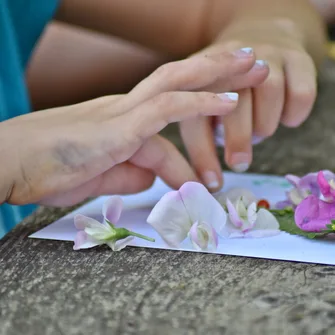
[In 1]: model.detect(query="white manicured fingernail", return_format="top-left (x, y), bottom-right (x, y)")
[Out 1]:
top-left (233, 47), bottom-right (254, 58)
top-left (231, 152), bottom-right (250, 173)
top-left (202, 171), bottom-right (220, 189)
top-left (254, 60), bottom-right (268, 69)
top-left (217, 92), bottom-right (239, 102)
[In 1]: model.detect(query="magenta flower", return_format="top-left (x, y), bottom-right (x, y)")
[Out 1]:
top-left (317, 171), bottom-right (335, 203)
top-left (295, 194), bottom-right (335, 232)
top-left (147, 182), bottom-right (227, 251)
top-left (74, 196), bottom-right (154, 251)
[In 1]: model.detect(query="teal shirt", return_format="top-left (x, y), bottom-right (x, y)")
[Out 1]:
top-left (0, 0), bottom-right (59, 238)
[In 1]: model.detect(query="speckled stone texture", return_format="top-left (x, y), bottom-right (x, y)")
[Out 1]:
top-left (2, 60), bottom-right (335, 335)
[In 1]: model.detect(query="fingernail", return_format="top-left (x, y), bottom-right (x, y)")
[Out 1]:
top-left (233, 47), bottom-right (253, 58)
top-left (231, 153), bottom-right (250, 173)
top-left (217, 92), bottom-right (239, 102)
top-left (202, 171), bottom-right (220, 190)
top-left (253, 59), bottom-right (268, 69)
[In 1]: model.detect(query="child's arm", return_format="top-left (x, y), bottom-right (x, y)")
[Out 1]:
top-left (56, 0), bottom-right (325, 60)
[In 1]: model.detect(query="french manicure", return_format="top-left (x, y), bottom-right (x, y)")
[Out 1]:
top-left (233, 47), bottom-right (253, 58)
top-left (253, 59), bottom-right (268, 69)
top-left (231, 152), bottom-right (251, 173)
top-left (217, 92), bottom-right (239, 102)
top-left (202, 171), bottom-right (220, 190)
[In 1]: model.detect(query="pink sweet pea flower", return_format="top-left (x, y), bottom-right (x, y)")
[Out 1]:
top-left (74, 196), bottom-right (154, 251)
top-left (276, 172), bottom-right (322, 209)
top-left (295, 194), bottom-right (335, 232)
top-left (147, 182), bottom-right (227, 251)
top-left (221, 195), bottom-right (280, 238)
top-left (317, 171), bottom-right (335, 203)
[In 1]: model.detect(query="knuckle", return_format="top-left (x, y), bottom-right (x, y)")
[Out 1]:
top-left (153, 62), bottom-right (179, 80)
top-left (150, 91), bottom-right (178, 110)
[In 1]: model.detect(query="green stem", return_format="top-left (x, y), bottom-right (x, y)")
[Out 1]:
top-left (129, 231), bottom-right (155, 242)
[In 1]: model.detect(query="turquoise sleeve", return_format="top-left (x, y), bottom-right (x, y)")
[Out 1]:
top-left (0, 0), bottom-right (60, 238)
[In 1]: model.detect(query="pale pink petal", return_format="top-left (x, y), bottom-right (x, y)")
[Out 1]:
top-left (252, 208), bottom-right (280, 231)
top-left (285, 174), bottom-right (301, 187)
top-left (226, 198), bottom-right (243, 228)
top-left (299, 172), bottom-right (319, 190)
top-left (178, 182), bottom-right (227, 236)
top-left (317, 171), bottom-right (335, 202)
top-left (74, 214), bottom-right (102, 230)
top-left (102, 196), bottom-right (123, 224)
top-left (189, 221), bottom-right (218, 251)
top-left (147, 191), bottom-right (191, 247)
top-left (73, 231), bottom-right (100, 250)
top-left (106, 236), bottom-right (134, 251)
top-left (219, 220), bottom-right (244, 238)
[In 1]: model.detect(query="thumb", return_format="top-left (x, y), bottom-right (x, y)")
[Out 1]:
top-left (129, 135), bottom-right (198, 189)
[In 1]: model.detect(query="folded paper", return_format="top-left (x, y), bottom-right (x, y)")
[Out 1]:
top-left (30, 172), bottom-right (335, 266)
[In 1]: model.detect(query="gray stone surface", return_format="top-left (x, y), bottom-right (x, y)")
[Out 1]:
top-left (2, 61), bottom-right (335, 335)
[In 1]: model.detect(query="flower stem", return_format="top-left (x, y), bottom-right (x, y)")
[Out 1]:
top-left (129, 231), bottom-right (155, 242)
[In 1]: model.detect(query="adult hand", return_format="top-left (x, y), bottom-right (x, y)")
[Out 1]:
top-left (0, 49), bottom-right (268, 207)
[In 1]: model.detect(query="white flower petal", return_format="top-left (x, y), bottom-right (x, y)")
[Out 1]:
top-left (147, 190), bottom-right (191, 247)
top-left (74, 214), bottom-right (102, 230)
top-left (188, 221), bottom-right (218, 251)
top-left (73, 231), bottom-right (102, 250)
top-left (226, 198), bottom-right (243, 228)
top-left (219, 220), bottom-right (244, 238)
top-left (179, 182), bottom-right (227, 236)
top-left (288, 188), bottom-right (304, 206)
top-left (85, 224), bottom-right (113, 240)
top-left (236, 197), bottom-right (248, 218)
top-left (252, 208), bottom-right (280, 231)
top-left (106, 236), bottom-right (134, 251)
top-left (247, 202), bottom-right (257, 226)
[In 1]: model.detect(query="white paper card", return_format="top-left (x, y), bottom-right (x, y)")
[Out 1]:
top-left (30, 172), bottom-right (335, 265)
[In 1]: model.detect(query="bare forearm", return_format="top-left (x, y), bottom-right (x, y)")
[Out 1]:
top-left (56, 0), bottom-right (326, 62)
top-left (56, 0), bottom-right (219, 57)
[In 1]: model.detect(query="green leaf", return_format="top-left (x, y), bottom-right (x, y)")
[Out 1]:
top-left (271, 211), bottom-right (327, 239)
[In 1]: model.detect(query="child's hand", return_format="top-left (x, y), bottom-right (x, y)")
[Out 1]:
top-left (1, 50), bottom-right (269, 207)
top-left (180, 18), bottom-right (321, 189)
